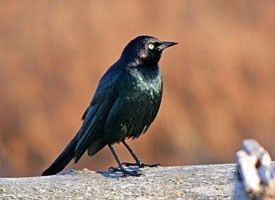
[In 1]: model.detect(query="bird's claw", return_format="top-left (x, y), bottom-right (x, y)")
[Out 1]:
top-left (140, 163), bottom-right (160, 168)
top-left (121, 162), bottom-right (160, 168)
top-left (109, 166), bottom-right (142, 177)
top-left (121, 167), bottom-right (142, 177)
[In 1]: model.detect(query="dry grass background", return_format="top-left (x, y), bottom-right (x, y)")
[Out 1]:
top-left (0, 0), bottom-right (274, 177)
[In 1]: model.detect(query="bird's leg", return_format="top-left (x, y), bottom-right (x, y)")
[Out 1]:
top-left (122, 141), bottom-right (160, 168)
top-left (108, 144), bottom-right (142, 177)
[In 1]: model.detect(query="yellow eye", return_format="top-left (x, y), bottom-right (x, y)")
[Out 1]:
top-left (148, 43), bottom-right (155, 50)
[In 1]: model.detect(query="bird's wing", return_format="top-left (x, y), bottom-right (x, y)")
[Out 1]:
top-left (81, 68), bottom-right (119, 120)
top-left (74, 67), bottom-right (122, 162)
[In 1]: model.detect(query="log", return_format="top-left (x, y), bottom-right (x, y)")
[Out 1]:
top-left (237, 139), bottom-right (275, 198)
top-left (0, 164), bottom-right (249, 199)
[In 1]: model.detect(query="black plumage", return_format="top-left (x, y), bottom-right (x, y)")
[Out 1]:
top-left (42, 35), bottom-right (177, 176)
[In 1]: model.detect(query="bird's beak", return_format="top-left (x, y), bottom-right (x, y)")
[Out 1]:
top-left (157, 41), bottom-right (178, 51)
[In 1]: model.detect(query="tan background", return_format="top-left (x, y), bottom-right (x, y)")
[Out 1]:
top-left (0, 1), bottom-right (274, 177)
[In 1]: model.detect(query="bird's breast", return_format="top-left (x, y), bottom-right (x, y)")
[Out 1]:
top-left (103, 67), bottom-right (163, 143)
top-left (121, 67), bottom-right (162, 102)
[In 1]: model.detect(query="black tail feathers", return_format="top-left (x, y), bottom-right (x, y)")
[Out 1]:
top-left (42, 137), bottom-right (78, 176)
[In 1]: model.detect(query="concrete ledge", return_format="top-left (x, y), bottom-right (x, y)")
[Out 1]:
top-left (0, 164), bottom-right (247, 199)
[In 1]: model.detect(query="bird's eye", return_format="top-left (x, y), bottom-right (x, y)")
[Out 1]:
top-left (148, 43), bottom-right (155, 50)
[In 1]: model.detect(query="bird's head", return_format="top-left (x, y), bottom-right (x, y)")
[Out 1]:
top-left (121, 35), bottom-right (177, 66)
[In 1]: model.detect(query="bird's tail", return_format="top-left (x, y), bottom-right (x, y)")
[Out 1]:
top-left (42, 136), bottom-right (78, 176)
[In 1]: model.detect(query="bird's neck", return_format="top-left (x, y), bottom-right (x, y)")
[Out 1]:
top-left (120, 53), bottom-right (160, 68)
top-left (123, 57), bottom-right (159, 69)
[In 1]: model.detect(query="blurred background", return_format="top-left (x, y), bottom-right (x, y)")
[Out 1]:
top-left (0, 1), bottom-right (274, 177)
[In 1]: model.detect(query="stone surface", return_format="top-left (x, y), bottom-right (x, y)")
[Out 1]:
top-left (0, 164), bottom-right (248, 199)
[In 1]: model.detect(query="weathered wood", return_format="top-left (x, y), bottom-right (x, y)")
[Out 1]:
top-left (237, 139), bottom-right (275, 198)
top-left (0, 164), bottom-right (249, 199)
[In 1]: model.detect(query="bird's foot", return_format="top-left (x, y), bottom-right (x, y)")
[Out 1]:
top-left (140, 163), bottom-right (160, 168)
top-left (122, 162), bottom-right (160, 168)
top-left (108, 166), bottom-right (142, 177)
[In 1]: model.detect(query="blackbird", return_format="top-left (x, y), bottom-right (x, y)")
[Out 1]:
top-left (42, 35), bottom-right (177, 176)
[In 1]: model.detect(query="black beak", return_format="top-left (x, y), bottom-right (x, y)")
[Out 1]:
top-left (157, 41), bottom-right (178, 51)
